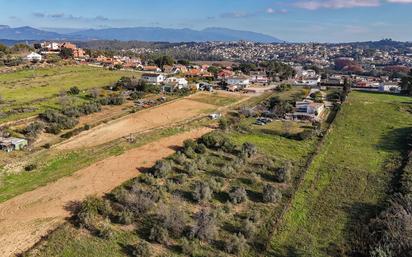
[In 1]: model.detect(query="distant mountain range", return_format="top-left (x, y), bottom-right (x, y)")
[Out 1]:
top-left (0, 25), bottom-right (283, 43)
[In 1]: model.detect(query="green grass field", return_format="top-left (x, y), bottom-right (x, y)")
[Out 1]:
top-left (189, 92), bottom-right (243, 106)
top-left (270, 91), bottom-right (412, 256)
top-left (0, 65), bottom-right (135, 123)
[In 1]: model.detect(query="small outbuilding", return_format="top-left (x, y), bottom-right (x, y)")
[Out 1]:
top-left (0, 137), bottom-right (28, 152)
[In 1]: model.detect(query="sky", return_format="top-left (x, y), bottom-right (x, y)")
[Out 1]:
top-left (0, 0), bottom-right (411, 42)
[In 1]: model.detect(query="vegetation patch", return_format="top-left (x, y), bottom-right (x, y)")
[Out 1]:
top-left (270, 91), bottom-right (412, 257)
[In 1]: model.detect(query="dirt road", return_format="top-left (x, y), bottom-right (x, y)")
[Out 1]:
top-left (57, 99), bottom-right (215, 150)
top-left (0, 127), bottom-right (212, 257)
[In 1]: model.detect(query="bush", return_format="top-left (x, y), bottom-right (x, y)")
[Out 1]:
top-left (190, 208), bottom-right (217, 242)
top-left (97, 222), bottom-right (113, 239)
top-left (229, 187), bottom-right (247, 204)
top-left (117, 210), bottom-right (134, 225)
top-left (24, 164), bottom-right (37, 172)
top-left (68, 86), bottom-right (80, 95)
top-left (184, 146), bottom-right (197, 159)
top-left (240, 219), bottom-right (256, 240)
top-left (157, 204), bottom-right (187, 237)
top-left (262, 184), bottom-right (282, 203)
top-left (121, 189), bottom-right (156, 215)
top-left (149, 224), bottom-right (169, 244)
top-left (195, 143), bottom-right (207, 154)
top-left (184, 161), bottom-right (198, 177)
top-left (221, 164), bottom-right (235, 178)
top-left (75, 196), bottom-right (112, 230)
top-left (183, 139), bottom-right (197, 150)
top-left (224, 233), bottom-right (248, 254)
top-left (152, 160), bottom-right (172, 178)
top-left (275, 162), bottom-right (292, 183)
top-left (131, 241), bottom-right (151, 257)
top-left (201, 132), bottom-right (229, 149)
top-left (296, 129), bottom-right (315, 141)
top-left (241, 142), bottom-right (257, 158)
top-left (193, 182), bottom-right (213, 203)
top-left (23, 122), bottom-right (44, 137)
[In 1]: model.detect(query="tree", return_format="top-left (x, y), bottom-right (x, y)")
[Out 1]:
top-left (60, 48), bottom-right (73, 59)
top-left (401, 70), bottom-right (412, 96)
top-left (207, 66), bottom-right (221, 77)
top-left (154, 55), bottom-right (174, 68)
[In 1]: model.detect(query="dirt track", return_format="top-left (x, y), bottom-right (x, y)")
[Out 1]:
top-left (0, 127), bottom-right (212, 257)
top-left (57, 99), bottom-right (215, 150)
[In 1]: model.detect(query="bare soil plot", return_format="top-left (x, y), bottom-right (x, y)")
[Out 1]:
top-left (57, 98), bottom-right (216, 150)
top-left (0, 127), bottom-right (212, 257)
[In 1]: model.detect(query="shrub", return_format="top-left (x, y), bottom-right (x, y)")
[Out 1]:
top-left (24, 164), bottom-right (37, 172)
top-left (240, 219), bottom-right (256, 240)
top-left (152, 160), bottom-right (172, 178)
top-left (75, 196), bottom-right (112, 230)
top-left (183, 139), bottom-right (197, 150)
top-left (224, 233), bottom-right (248, 254)
top-left (97, 222), bottom-right (113, 239)
top-left (157, 204), bottom-right (187, 237)
top-left (23, 122), bottom-right (44, 137)
top-left (184, 146), bottom-right (197, 159)
top-left (131, 241), bottom-right (151, 257)
top-left (195, 143), bottom-right (207, 154)
top-left (200, 132), bottom-right (229, 149)
top-left (121, 189), bottom-right (155, 215)
top-left (68, 86), bottom-right (80, 95)
top-left (184, 161), bottom-right (198, 177)
top-left (130, 91), bottom-right (145, 100)
top-left (219, 117), bottom-right (229, 130)
top-left (193, 182), bottom-right (213, 203)
top-left (149, 224), bottom-right (169, 244)
top-left (262, 184), bottom-right (282, 203)
top-left (229, 187), bottom-right (247, 204)
top-left (221, 165), bottom-right (235, 178)
top-left (296, 129), bottom-right (315, 141)
top-left (139, 173), bottom-right (156, 185)
top-left (275, 161), bottom-right (292, 183)
top-left (173, 152), bottom-right (187, 165)
top-left (118, 210), bottom-right (134, 225)
top-left (190, 208), bottom-right (217, 242)
top-left (241, 142), bottom-right (257, 158)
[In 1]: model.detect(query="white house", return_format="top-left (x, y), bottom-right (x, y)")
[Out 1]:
top-left (296, 100), bottom-right (325, 117)
top-left (141, 73), bottom-right (166, 85)
top-left (226, 76), bottom-right (250, 88)
top-left (379, 82), bottom-right (401, 93)
top-left (164, 77), bottom-right (188, 89)
top-left (26, 52), bottom-right (42, 62)
top-left (250, 71), bottom-right (269, 84)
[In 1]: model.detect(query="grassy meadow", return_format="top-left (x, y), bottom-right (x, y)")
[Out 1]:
top-left (0, 65), bottom-right (135, 122)
top-left (270, 91), bottom-right (412, 256)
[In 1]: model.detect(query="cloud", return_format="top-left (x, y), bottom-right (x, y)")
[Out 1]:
top-left (294, 0), bottom-right (380, 10)
top-left (220, 11), bottom-right (255, 18)
top-left (49, 13), bottom-right (65, 18)
top-left (386, 0), bottom-right (412, 2)
top-left (33, 12), bottom-right (46, 18)
top-left (266, 8), bottom-right (288, 14)
top-left (32, 12), bottom-right (111, 22)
